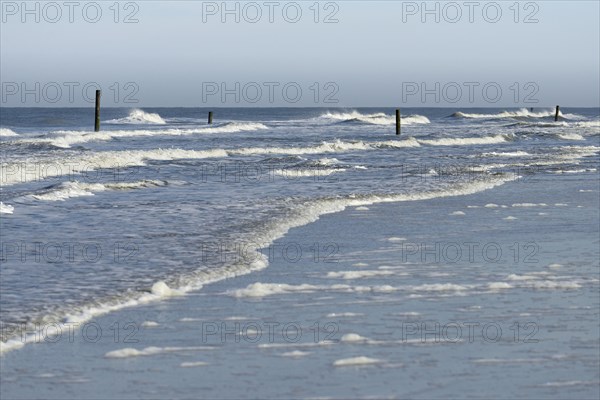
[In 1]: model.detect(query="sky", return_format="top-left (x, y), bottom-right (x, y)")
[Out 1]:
top-left (1, 0), bottom-right (599, 107)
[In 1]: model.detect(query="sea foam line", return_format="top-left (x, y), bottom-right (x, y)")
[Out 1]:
top-left (0, 175), bottom-right (516, 355)
top-left (1, 136), bottom-right (516, 186)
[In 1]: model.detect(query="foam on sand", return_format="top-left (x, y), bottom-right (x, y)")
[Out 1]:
top-left (105, 345), bottom-right (212, 359)
top-left (512, 203), bottom-right (547, 207)
top-left (333, 356), bottom-right (383, 367)
top-left (340, 333), bottom-right (369, 343)
top-left (326, 270), bottom-right (394, 279)
top-left (180, 361), bottom-right (209, 367)
top-left (228, 283), bottom-right (320, 298)
top-left (281, 350), bottom-right (311, 358)
top-left (2, 175), bottom-right (516, 354)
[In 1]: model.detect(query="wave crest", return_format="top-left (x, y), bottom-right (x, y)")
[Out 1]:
top-left (0, 128), bottom-right (18, 137)
top-left (105, 109), bottom-right (166, 124)
top-left (320, 111), bottom-right (430, 125)
top-left (451, 108), bottom-right (580, 120)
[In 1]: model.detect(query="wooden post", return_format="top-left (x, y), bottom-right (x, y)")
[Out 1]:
top-left (208, 111), bottom-right (213, 124)
top-left (94, 90), bottom-right (101, 132)
top-left (396, 109), bottom-right (400, 135)
top-left (554, 105), bottom-right (560, 122)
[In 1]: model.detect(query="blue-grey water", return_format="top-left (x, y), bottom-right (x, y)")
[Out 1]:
top-left (0, 107), bottom-right (599, 399)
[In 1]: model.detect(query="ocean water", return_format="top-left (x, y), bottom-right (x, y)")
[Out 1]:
top-left (0, 107), bottom-right (599, 398)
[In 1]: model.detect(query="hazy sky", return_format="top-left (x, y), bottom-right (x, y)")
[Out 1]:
top-left (1, 0), bottom-right (599, 107)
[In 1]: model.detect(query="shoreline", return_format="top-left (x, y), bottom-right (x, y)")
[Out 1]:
top-left (2, 171), bottom-right (599, 399)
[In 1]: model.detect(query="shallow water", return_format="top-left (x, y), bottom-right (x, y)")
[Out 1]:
top-left (1, 107), bottom-right (599, 398)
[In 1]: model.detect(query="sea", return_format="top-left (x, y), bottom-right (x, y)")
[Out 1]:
top-left (0, 107), bottom-right (599, 399)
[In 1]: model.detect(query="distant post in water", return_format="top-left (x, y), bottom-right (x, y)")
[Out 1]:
top-left (94, 90), bottom-right (101, 132)
top-left (554, 105), bottom-right (560, 122)
top-left (208, 111), bottom-right (213, 124)
top-left (396, 109), bottom-right (401, 135)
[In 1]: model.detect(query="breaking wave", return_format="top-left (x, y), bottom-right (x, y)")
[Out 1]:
top-left (105, 109), bottom-right (166, 124)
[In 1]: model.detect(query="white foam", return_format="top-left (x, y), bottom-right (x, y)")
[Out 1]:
top-left (410, 283), bottom-right (470, 292)
top-left (481, 151), bottom-right (530, 157)
top-left (326, 270), bottom-right (394, 280)
top-left (503, 216), bottom-right (518, 220)
top-left (320, 111), bottom-right (430, 125)
top-left (574, 120), bottom-right (600, 128)
top-left (484, 203), bottom-right (499, 208)
top-left (512, 203), bottom-right (547, 207)
top-left (105, 109), bottom-right (166, 124)
top-left (419, 135), bottom-right (508, 146)
top-left (42, 122), bottom-right (268, 147)
top-left (151, 281), bottom-right (182, 297)
top-left (340, 333), bottom-right (369, 343)
top-left (272, 168), bottom-right (343, 177)
top-left (316, 157), bottom-right (340, 166)
top-left (141, 321), bottom-right (160, 328)
top-left (281, 350), bottom-right (311, 357)
top-left (0, 202), bottom-right (14, 214)
top-left (388, 237), bottom-right (407, 242)
top-left (450, 211), bottom-right (465, 216)
top-left (542, 381), bottom-right (598, 387)
top-left (507, 274), bottom-right (539, 281)
top-left (180, 361), bottom-right (209, 367)
top-left (557, 132), bottom-right (584, 140)
top-left (488, 282), bottom-right (513, 290)
top-left (105, 346), bottom-right (211, 359)
top-left (354, 206), bottom-right (369, 211)
top-left (0, 128), bottom-right (19, 137)
top-left (29, 180), bottom-right (164, 202)
top-left (326, 312), bottom-right (363, 318)
top-left (228, 283), bottom-right (319, 298)
top-left (453, 108), bottom-right (576, 119)
top-left (352, 262), bottom-right (369, 267)
top-left (333, 356), bottom-right (383, 367)
top-left (2, 175), bottom-right (516, 354)
top-left (524, 280), bottom-right (581, 289)
top-left (2, 134), bottom-right (522, 186)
